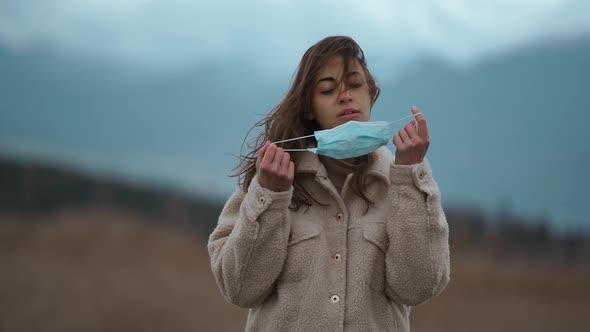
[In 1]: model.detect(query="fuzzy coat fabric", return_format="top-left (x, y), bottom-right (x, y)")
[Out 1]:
top-left (208, 147), bottom-right (450, 331)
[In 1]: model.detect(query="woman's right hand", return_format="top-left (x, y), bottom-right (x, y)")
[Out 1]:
top-left (256, 141), bottom-right (295, 192)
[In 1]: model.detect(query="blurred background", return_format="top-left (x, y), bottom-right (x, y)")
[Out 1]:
top-left (1, 0), bottom-right (589, 331)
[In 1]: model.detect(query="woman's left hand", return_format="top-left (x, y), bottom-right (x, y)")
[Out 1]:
top-left (393, 106), bottom-right (430, 165)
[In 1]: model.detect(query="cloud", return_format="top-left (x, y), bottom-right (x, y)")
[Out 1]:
top-left (1, 0), bottom-right (589, 76)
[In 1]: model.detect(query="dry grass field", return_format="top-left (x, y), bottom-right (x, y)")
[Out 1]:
top-left (0, 208), bottom-right (588, 331)
top-left (411, 252), bottom-right (590, 332)
top-left (0, 209), bottom-right (246, 332)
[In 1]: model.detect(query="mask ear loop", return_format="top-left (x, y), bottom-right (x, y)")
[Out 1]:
top-left (387, 112), bottom-right (421, 127)
top-left (273, 134), bottom-right (316, 152)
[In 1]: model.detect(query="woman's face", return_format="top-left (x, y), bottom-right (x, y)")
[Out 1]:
top-left (310, 56), bottom-right (373, 130)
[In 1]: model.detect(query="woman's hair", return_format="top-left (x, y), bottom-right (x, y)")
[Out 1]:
top-left (232, 35), bottom-right (381, 211)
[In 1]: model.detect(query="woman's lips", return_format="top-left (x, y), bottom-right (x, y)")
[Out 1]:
top-left (338, 108), bottom-right (360, 119)
top-left (338, 112), bottom-right (360, 120)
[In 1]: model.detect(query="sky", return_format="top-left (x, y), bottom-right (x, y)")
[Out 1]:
top-left (2, 0), bottom-right (590, 74)
top-left (0, 0), bottom-right (589, 233)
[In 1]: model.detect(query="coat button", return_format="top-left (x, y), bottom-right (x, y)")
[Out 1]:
top-left (258, 196), bottom-right (266, 204)
top-left (334, 254), bottom-right (341, 261)
top-left (418, 170), bottom-right (426, 180)
top-left (331, 295), bottom-right (340, 303)
top-left (336, 213), bottom-right (343, 221)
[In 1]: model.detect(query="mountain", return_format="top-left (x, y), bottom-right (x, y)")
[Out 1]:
top-left (1, 38), bottom-right (589, 232)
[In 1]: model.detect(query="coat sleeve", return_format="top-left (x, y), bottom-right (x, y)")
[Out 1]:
top-left (207, 175), bottom-right (293, 308)
top-left (384, 158), bottom-right (450, 306)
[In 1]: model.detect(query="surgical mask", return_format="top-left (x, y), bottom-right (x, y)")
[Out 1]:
top-left (273, 113), bottom-right (420, 159)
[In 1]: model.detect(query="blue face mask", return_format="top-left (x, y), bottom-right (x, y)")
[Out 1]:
top-left (273, 113), bottom-right (420, 159)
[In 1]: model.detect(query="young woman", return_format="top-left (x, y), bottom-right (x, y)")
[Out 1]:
top-left (208, 36), bottom-right (450, 331)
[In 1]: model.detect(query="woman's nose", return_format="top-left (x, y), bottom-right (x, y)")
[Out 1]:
top-left (337, 87), bottom-right (353, 103)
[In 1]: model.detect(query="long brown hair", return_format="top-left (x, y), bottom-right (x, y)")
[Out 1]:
top-left (232, 36), bottom-right (381, 210)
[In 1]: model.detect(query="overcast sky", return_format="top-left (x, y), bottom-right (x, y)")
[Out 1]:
top-left (1, 0), bottom-right (590, 77)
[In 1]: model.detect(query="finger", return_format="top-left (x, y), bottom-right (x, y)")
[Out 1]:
top-left (256, 141), bottom-right (271, 169)
top-left (258, 140), bottom-right (270, 159)
top-left (280, 152), bottom-right (291, 175)
top-left (405, 122), bottom-right (420, 142)
top-left (399, 128), bottom-right (411, 144)
top-left (411, 106), bottom-right (423, 121)
top-left (393, 133), bottom-right (403, 148)
top-left (274, 147), bottom-right (286, 171)
top-left (412, 106), bottom-right (429, 139)
top-left (261, 143), bottom-right (278, 169)
top-left (271, 147), bottom-right (283, 171)
top-left (288, 161), bottom-right (295, 181)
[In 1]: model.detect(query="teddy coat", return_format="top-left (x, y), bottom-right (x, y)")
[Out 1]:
top-left (208, 146), bottom-right (450, 331)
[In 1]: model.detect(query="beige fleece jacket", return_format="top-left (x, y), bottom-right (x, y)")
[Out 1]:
top-left (208, 147), bottom-right (450, 331)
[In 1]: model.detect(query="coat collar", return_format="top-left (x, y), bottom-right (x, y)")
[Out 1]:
top-left (294, 146), bottom-right (393, 184)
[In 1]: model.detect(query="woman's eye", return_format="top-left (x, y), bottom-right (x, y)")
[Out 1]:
top-left (349, 82), bottom-right (363, 89)
top-left (320, 89), bottom-right (335, 95)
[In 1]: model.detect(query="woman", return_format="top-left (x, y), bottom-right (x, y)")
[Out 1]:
top-left (208, 35), bottom-right (450, 331)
